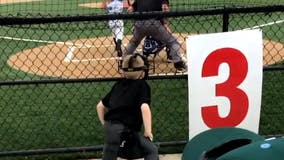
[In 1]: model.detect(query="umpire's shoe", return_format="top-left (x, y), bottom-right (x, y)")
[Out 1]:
top-left (174, 61), bottom-right (187, 73)
top-left (166, 47), bottom-right (174, 63)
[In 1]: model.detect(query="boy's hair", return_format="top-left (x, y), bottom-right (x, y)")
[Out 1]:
top-left (122, 53), bottom-right (148, 79)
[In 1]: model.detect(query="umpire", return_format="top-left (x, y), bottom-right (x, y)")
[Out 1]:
top-left (124, 0), bottom-right (187, 72)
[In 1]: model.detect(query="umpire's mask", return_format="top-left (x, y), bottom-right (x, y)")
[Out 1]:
top-left (122, 53), bottom-right (149, 79)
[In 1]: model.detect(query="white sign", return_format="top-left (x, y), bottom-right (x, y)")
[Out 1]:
top-left (186, 29), bottom-right (263, 139)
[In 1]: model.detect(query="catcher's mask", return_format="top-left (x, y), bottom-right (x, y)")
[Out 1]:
top-left (122, 53), bottom-right (149, 79)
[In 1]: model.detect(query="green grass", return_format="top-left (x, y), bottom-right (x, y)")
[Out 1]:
top-left (0, 0), bottom-right (283, 159)
top-left (0, 73), bottom-right (283, 159)
top-left (260, 71), bottom-right (284, 135)
top-left (0, 83), bottom-right (104, 150)
top-left (0, 0), bottom-right (104, 17)
top-left (0, 79), bottom-right (189, 160)
top-left (0, 0), bottom-right (282, 17)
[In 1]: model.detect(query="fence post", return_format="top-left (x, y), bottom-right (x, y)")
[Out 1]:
top-left (222, 12), bottom-right (229, 32)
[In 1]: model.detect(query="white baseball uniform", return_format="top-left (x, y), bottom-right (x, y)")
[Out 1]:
top-left (107, 0), bottom-right (124, 41)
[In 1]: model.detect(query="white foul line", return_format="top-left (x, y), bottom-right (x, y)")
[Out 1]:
top-left (1, 19), bottom-right (283, 45)
top-left (70, 57), bottom-right (121, 62)
top-left (242, 19), bottom-right (284, 30)
top-left (64, 46), bottom-right (76, 62)
top-left (1, 19), bottom-right (283, 63)
top-left (0, 35), bottom-right (104, 48)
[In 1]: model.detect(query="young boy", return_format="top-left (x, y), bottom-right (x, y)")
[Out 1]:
top-left (96, 54), bottom-right (159, 160)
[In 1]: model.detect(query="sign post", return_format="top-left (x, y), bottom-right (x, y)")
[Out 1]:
top-left (186, 29), bottom-right (263, 139)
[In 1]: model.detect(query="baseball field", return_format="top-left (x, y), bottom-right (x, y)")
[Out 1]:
top-left (0, 0), bottom-right (283, 159)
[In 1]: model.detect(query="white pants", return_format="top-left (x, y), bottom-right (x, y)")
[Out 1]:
top-left (108, 19), bottom-right (124, 41)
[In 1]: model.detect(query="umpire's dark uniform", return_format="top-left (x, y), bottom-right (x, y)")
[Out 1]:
top-left (102, 79), bottom-right (159, 160)
top-left (124, 0), bottom-right (186, 71)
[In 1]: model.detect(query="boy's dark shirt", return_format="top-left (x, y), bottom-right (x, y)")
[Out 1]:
top-left (102, 78), bottom-right (151, 131)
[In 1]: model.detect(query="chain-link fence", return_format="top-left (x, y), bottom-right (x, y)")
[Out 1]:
top-left (0, 1), bottom-right (283, 159)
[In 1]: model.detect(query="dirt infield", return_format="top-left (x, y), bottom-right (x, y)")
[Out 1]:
top-left (6, 33), bottom-right (284, 79)
top-left (0, 0), bottom-right (42, 4)
top-left (4, 1), bottom-right (284, 78)
top-left (7, 34), bottom-right (188, 78)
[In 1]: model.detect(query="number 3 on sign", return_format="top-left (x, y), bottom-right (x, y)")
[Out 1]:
top-left (201, 48), bottom-right (249, 128)
top-left (187, 30), bottom-right (263, 139)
